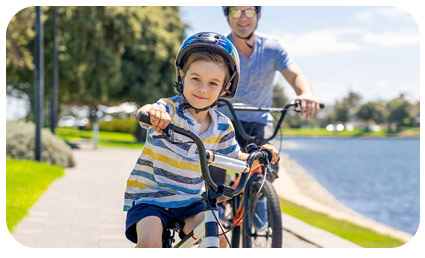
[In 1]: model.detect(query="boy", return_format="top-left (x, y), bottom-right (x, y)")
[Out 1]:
top-left (123, 32), bottom-right (279, 248)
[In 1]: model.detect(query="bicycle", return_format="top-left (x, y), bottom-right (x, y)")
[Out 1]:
top-left (137, 111), bottom-right (277, 248)
top-left (217, 99), bottom-right (325, 248)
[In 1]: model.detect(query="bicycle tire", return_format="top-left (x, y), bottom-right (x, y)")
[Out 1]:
top-left (242, 177), bottom-right (282, 248)
top-left (231, 225), bottom-right (241, 248)
top-left (227, 196), bottom-right (241, 248)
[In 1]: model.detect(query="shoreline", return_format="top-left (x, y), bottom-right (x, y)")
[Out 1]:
top-left (272, 150), bottom-right (413, 243)
top-left (278, 135), bottom-right (420, 139)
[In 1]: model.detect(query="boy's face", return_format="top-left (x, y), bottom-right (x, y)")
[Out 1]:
top-left (180, 60), bottom-right (229, 110)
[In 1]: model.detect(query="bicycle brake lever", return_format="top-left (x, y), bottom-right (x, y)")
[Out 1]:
top-left (293, 100), bottom-right (302, 113)
top-left (151, 123), bottom-right (184, 144)
top-left (152, 134), bottom-right (184, 144)
top-left (261, 149), bottom-right (279, 179)
top-left (266, 164), bottom-right (279, 179)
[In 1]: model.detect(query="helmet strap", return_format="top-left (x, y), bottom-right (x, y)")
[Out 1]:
top-left (173, 72), bottom-right (184, 94)
top-left (233, 31), bottom-right (255, 49)
top-left (221, 70), bottom-right (237, 97)
top-left (179, 98), bottom-right (218, 115)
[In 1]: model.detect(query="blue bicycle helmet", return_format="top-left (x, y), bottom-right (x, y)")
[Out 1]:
top-left (174, 32), bottom-right (240, 100)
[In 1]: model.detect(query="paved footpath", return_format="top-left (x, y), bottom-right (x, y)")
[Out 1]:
top-left (11, 145), bottom-right (359, 248)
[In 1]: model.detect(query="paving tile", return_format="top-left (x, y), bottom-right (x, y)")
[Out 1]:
top-left (12, 147), bottom-right (360, 248)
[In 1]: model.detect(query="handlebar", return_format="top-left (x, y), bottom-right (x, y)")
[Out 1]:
top-left (218, 99), bottom-right (325, 146)
top-left (137, 111), bottom-right (272, 198)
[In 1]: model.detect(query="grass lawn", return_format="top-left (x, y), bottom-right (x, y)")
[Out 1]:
top-left (279, 127), bottom-right (419, 138)
top-left (280, 198), bottom-right (406, 248)
top-left (280, 128), bottom-right (364, 137)
top-left (56, 127), bottom-right (419, 150)
top-left (56, 127), bottom-right (144, 149)
top-left (6, 159), bottom-right (65, 233)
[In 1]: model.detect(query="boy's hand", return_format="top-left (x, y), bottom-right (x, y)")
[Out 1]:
top-left (260, 144), bottom-right (280, 164)
top-left (137, 105), bottom-right (171, 134)
top-left (148, 106), bottom-right (171, 134)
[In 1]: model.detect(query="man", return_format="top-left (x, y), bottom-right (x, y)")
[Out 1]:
top-left (212, 6), bottom-right (321, 232)
top-left (213, 6), bottom-right (320, 180)
top-left (222, 6), bottom-right (320, 126)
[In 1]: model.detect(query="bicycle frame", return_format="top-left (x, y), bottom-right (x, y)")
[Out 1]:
top-left (137, 111), bottom-right (272, 248)
top-left (218, 99), bottom-right (325, 146)
top-left (218, 99), bottom-right (293, 146)
top-left (217, 99), bottom-right (325, 247)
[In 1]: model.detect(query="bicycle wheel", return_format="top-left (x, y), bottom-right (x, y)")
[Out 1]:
top-left (223, 197), bottom-right (241, 248)
top-left (242, 177), bottom-right (282, 248)
top-left (231, 225), bottom-right (241, 248)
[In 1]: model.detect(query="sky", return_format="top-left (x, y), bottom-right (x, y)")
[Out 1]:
top-left (180, 6), bottom-right (420, 105)
top-left (4, 5), bottom-right (421, 120)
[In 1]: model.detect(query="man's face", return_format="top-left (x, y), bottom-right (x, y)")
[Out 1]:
top-left (228, 6), bottom-right (260, 38)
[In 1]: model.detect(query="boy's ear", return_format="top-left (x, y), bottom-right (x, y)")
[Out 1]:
top-left (178, 69), bottom-right (185, 80)
top-left (220, 82), bottom-right (232, 96)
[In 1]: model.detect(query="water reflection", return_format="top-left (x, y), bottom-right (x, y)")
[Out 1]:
top-left (280, 137), bottom-right (420, 234)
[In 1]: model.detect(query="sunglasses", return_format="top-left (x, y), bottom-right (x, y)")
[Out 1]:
top-left (229, 9), bottom-right (257, 19)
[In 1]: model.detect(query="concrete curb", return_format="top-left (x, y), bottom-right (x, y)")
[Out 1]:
top-left (282, 213), bottom-right (361, 248)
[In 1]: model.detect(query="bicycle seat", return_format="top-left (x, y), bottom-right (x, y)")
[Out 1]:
top-left (162, 220), bottom-right (185, 248)
top-left (166, 220), bottom-right (184, 231)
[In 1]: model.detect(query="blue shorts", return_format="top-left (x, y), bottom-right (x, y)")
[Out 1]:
top-left (125, 201), bottom-right (206, 243)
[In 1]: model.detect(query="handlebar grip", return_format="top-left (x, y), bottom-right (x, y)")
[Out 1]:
top-left (261, 149), bottom-right (273, 163)
top-left (137, 111), bottom-right (151, 125)
top-left (294, 100), bottom-right (325, 109)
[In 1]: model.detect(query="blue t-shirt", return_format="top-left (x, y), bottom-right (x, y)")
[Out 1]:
top-left (219, 33), bottom-right (294, 125)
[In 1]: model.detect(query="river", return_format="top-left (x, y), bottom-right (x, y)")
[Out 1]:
top-left (279, 137), bottom-right (420, 235)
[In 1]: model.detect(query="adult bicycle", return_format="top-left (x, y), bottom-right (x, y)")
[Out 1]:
top-left (217, 99), bottom-right (324, 248)
top-left (137, 111), bottom-right (276, 248)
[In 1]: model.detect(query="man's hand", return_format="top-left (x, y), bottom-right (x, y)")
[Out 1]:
top-left (295, 94), bottom-right (321, 119)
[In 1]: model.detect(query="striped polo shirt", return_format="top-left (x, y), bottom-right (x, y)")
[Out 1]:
top-left (123, 95), bottom-right (241, 211)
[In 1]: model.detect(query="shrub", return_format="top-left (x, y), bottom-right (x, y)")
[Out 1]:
top-left (86, 117), bottom-right (139, 134)
top-left (6, 121), bottom-right (75, 167)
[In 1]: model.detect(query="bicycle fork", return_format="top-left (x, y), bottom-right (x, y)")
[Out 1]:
top-left (174, 191), bottom-right (220, 248)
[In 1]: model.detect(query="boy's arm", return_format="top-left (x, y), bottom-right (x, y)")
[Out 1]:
top-left (237, 152), bottom-right (263, 171)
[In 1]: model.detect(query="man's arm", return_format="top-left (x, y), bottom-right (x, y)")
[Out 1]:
top-left (281, 64), bottom-right (320, 119)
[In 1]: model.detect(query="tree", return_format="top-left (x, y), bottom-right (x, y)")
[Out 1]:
top-left (387, 95), bottom-right (413, 131)
top-left (6, 7), bottom-right (36, 104)
top-left (334, 100), bottom-right (350, 123)
top-left (356, 102), bottom-right (384, 131)
top-left (271, 84), bottom-right (305, 128)
top-left (271, 84), bottom-right (288, 108)
top-left (6, 7), bottom-right (187, 123)
top-left (118, 7), bottom-right (186, 106)
top-left (344, 90), bottom-right (362, 107)
top-left (332, 90), bottom-right (362, 124)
